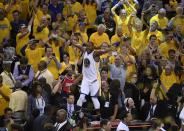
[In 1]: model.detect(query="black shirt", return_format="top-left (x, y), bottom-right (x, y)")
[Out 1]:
top-left (99, 93), bottom-right (118, 119)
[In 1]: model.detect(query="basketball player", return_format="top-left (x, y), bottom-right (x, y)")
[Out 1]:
top-left (71, 41), bottom-right (114, 114)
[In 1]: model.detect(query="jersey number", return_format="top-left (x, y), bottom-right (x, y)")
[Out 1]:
top-left (84, 58), bottom-right (90, 68)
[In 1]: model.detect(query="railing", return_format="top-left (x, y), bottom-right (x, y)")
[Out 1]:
top-left (87, 120), bottom-right (151, 130)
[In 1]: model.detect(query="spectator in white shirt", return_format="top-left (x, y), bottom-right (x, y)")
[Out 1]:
top-left (1, 62), bottom-right (16, 89)
top-left (9, 81), bottom-right (28, 120)
top-left (116, 110), bottom-right (132, 131)
top-left (35, 60), bottom-right (54, 88)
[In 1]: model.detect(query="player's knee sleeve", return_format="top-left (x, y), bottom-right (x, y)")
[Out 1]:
top-left (91, 97), bottom-right (100, 109)
top-left (77, 94), bottom-right (86, 107)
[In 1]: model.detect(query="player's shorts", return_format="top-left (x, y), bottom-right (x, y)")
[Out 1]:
top-left (80, 78), bottom-right (99, 97)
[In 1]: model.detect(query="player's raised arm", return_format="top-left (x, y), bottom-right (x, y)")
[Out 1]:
top-left (70, 39), bottom-right (86, 53)
top-left (94, 44), bottom-right (115, 57)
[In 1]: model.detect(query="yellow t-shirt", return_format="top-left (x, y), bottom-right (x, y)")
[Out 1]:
top-left (123, 0), bottom-right (136, 15)
top-left (33, 12), bottom-right (50, 41)
top-left (62, 5), bottom-right (71, 18)
top-left (33, 26), bottom-right (49, 42)
top-left (59, 61), bottom-right (71, 74)
top-left (74, 19), bottom-right (88, 33)
top-left (179, 56), bottom-right (184, 82)
top-left (170, 16), bottom-right (184, 35)
top-left (33, 16), bottom-right (40, 29)
top-left (0, 85), bottom-right (11, 115)
top-left (55, 20), bottom-right (68, 32)
top-left (41, 56), bottom-right (60, 79)
top-left (35, 9), bottom-right (51, 22)
top-left (180, 55), bottom-right (184, 66)
top-left (71, 2), bottom-right (83, 14)
top-left (100, 53), bottom-right (115, 65)
top-left (159, 41), bottom-right (177, 58)
top-left (131, 30), bottom-right (147, 55)
top-left (109, 55), bottom-right (115, 64)
top-left (78, 32), bottom-right (88, 44)
top-left (100, 53), bottom-right (108, 61)
top-left (180, 72), bottom-right (184, 82)
top-left (84, 3), bottom-right (97, 24)
top-left (19, 0), bottom-right (29, 20)
top-left (111, 34), bottom-right (121, 44)
top-left (0, 2), bottom-right (4, 9)
top-left (65, 15), bottom-right (78, 32)
top-left (169, 0), bottom-right (178, 10)
top-left (49, 40), bottom-right (64, 62)
top-left (89, 32), bottom-right (110, 47)
top-left (63, 2), bottom-right (83, 17)
top-left (25, 47), bottom-right (45, 72)
top-left (111, 34), bottom-right (122, 51)
top-left (0, 18), bottom-right (11, 44)
top-left (124, 55), bottom-right (136, 81)
top-left (113, 14), bottom-right (130, 36)
top-left (67, 46), bottom-right (78, 64)
top-left (160, 70), bottom-right (178, 90)
top-left (16, 32), bottom-right (30, 56)
top-left (150, 14), bottom-right (169, 29)
top-left (147, 30), bottom-right (164, 44)
top-left (5, 3), bottom-right (22, 22)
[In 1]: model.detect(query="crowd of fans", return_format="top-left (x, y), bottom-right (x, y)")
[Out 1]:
top-left (0, 0), bottom-right (184, 130)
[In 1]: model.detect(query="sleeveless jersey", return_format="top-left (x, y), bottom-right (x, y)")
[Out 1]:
top-left (82, 51), bottom-right (98, 82)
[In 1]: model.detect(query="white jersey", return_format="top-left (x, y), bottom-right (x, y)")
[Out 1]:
top-left (82, 51), bottom-right (98, 82)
